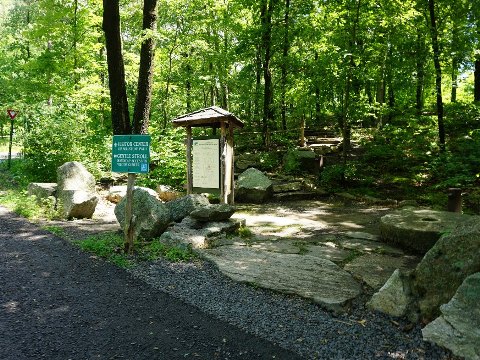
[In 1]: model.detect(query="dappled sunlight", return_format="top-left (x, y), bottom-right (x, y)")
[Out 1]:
top-left (337, 221), bottom-right (364, 230)
top-left (233, 199), bottom-right (388, 238)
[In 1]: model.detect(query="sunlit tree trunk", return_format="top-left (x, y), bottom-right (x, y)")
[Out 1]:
top-left (102, 0), bottom-right (131, 135)
top-left (428, 0), bottom-right (445, 151)
top-left (280, 0), bottom-right (290, 131)
top-left (133, 0), bottom-right (158, 134)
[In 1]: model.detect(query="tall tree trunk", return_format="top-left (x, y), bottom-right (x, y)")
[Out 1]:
top-left (475, 57), bottom-right (480, 102)
top-left (450, 25), bottom-right (459, 103)
top-left (342, 0), bottom-right (361, 176)
top-left (280, 0), bottom-right (290, 131)
top-left (102, 0), bottom-right (131, 135)
top-left (73, 0), bottom-right (79, 86)
top-left (132, 0), bottom-right (158, 134)
top-left (415, 27), bottom-right (425, 113)
top-left (261, 0), bottom-right (274, 147)
top-left (254, 44), bottom-right (262, 123)
top-left (186, 63), bottom-right (192, 113)
top-left (428, 0), bottom-right (445, 151)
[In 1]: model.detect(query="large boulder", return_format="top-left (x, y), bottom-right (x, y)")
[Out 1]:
top-left (114, 188), bottom-right (171, 239)
top-left (60, 190), bottom-right (98, 219)
top-left (165, 194), bottom-right (209, 222)
top-left (190, 204), bottom-right (235, 222)
top-left (413, 216), bottom-right (480, 320)
top-left (283, 149), bottom-right (317, 174)
top-left (422, 272), bottom-right (480, 360)
top-left (379, 208), bottom-right (471, 254)
top-left (235, 153), bottom-right (261, 172)
top-left (235, 168), bottom-right (273, 204)
top-left (57, 162), bottom-right (98, 219)
top-left (57, 161), bottom-right (96, 193)
top-left (367, 269), bottom-right (413, 318)
top-left (27, 183), bottom-right (57, 202)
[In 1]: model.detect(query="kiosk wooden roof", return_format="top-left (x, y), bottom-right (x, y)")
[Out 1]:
top-left (172, 106), bottom-right (244, 129)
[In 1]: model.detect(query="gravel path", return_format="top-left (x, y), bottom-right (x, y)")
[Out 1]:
top-left (0, 206), bottom-right (300, 360)
top-left (0, 204), bottom-right (453, 360)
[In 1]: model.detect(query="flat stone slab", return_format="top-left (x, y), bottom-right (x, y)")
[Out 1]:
top-left (305, 244), bottom-right (351, 263)
top-left (344, 253), bottom-right (421, 290)
top-left (344, 231), bottom-right (380, 242)
top-left (200, 246), bottom-right (362, 312)
top-left (249, 240), bottom-right (302, 254)
top-left (380, 208), bottom-right (471, 254)
top-left (339, 238), bottom-right (405, 256)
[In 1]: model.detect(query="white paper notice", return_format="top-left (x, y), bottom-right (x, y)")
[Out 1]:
top-left (192, 138), bottom-right (220, 189)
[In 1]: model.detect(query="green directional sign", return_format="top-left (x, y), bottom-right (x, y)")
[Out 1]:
top-left (112, 135), bottom-right (151, 174)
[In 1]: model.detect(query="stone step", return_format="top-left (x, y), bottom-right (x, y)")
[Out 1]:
top-left (273, 190), bottom-right (329, 201)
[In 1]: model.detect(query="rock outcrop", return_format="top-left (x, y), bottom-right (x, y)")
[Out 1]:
top-left (422, 272), bottom-right (480, 360)
top-left (367, 269), bottom-right (413, 317)
top-left (27, 183), bottom-right (57, 202)
top-left (114, 188), bottom-right (171, 239)
top-left (190, 204), bottom-right (235, 222)
top-left (56, 162), bottom-right (98, 219)
top-left (165, 194), bottom-right (210, 222)
top-left (201, 246), bottom-right (362, 313)
top-left (235, 168), bottom-right (273, 203)
top-left (414, 216), bottom-right (480, 320)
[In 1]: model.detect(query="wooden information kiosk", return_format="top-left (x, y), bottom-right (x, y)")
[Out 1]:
top-left (172, 106), bottom-right (244, 205)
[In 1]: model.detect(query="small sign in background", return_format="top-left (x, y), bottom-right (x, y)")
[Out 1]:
top-left (112, 135), bottom-right (151, 174)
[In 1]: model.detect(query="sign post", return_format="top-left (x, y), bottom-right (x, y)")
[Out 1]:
top-left (111, 134), bottom-right (151, 254)
top-left (6, 109), bottom-right (18, 169)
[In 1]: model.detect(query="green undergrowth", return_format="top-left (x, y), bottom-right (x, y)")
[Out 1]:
top-left (0, 188), bottom-right (60, 220)
top-left (74, 232), bottom-right (196, 268)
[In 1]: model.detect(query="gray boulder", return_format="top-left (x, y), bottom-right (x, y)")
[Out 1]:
top-left (367, 269), bottom-right (413, 317)
top-left (57, 162), bottom-right (98, 219)
top-left (59, 190), bottom-right (98, 219)
top-left (235, 153), bottom-right (261, 172)
top-left (190, 204), bottom-right (235, 222)
top-left (283, 149), bottom-right (317, 174)
top-left (422, 273), bottom-right (480, 360)
top-left (165, 194), bottom-right (209, 222)
top-left (28, 183), bottom-right (57, 202)
top-left (114, 188), bottom-right (171, 239)
top-left (413, 216), bottom-right (480, 320)
top-left (379, 207), bottom-right (471, 254)
top-left (57, 161), bottom-right (96, 193)
top-left (235, 168), bottom-right (273, 204)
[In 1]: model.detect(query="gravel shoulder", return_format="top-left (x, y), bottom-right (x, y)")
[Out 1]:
top-left (0, 205), bottom-right (300, 360)
top-left (2, 197), bottom-right (455, 359)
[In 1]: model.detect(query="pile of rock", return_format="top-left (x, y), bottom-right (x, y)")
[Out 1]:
top-left (28, 161), bottom-right (99, 219)
top-left (369, 212), bottom-right (480, 359)
top-left (114, 190), bottom-right (241, 249)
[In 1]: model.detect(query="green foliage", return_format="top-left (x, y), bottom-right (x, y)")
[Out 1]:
top-left (21, 102), bottom-right (111, 182)
top-left (74, 233), bottom-right (133, 268)
top-left (137, 128), bottom-right (186, 190)
top-left (75, 232), bottom-right (196, 266)
top-left (0, 170), bottom-right (60, 220)
top-left (42, 225), bottom-right (66, 237)
top-left (237, 225), bottom-right (253, 239)
top-left (138, 240), bottom-right (196, 262)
